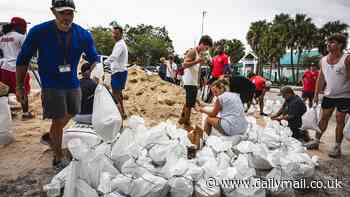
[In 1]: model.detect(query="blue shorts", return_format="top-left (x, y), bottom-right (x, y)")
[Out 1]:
top-left (111, 71), bottom-right (128, 91)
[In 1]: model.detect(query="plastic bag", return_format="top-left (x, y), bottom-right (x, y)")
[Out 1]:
top-left (91, 62), bottom-right (104, 83)
top-left (0, 97), bottom-right (14, 145)
top-left (92, 85), bottom-right (122, 142)
top-left (168, 176), bottom-right (193, 197)
top-left (129, 172), bottom-right (169, 197)
top-left (110, 174), bottom-right (133, 196)
top-left (301, 106), bottom-right (320, 132)
top-left (75, 179), bottom-right (99, 197)
top-left (193, 178), bottom-right (221, 197)
top-left (111, 128), bottom-right (136, 170)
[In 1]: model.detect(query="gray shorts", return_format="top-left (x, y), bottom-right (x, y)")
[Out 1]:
top-left (41, 88), bottom-right (81, 119)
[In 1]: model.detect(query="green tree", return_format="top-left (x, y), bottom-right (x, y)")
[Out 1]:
top-left (214, 39), bottom-right (245, 64)
top-left (246, 20), bottom-right (270, 75)
top-left (271, 13), bottom-right (293, 83)
top-left (90, 26), bottom-right (115, 55)
top-left (317, 21), bottom-right (349, 55)
top-left (125, 24), bottom-right (174, 65)
top-left (294, 14), bottom-right (317, 81)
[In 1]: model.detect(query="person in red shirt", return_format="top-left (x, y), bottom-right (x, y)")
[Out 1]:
top-left (248, 72), bottom-right (268, 116)
top-left (301, 64), bottom-right (319, 108)
top-left (210, 45), bottom-right (229, 82)
top-left (204, 45), bottom-right (229, 103)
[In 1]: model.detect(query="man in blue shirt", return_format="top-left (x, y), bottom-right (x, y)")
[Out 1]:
top-left (16, 0), bottom-right (99, 169)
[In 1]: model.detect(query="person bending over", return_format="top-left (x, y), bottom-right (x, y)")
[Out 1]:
top-left (195, 79), bottom-right (248, 136)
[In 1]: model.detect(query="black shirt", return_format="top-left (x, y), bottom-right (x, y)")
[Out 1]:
top-left (229, 75), bottom-right (256, 103)
top-left (80, 78), bottom-right (97, 115)
top-left (282, 95), bottom-right (307, 129)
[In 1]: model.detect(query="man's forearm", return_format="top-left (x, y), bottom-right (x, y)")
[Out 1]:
top-left (16, 65), bottom-right (29, 89)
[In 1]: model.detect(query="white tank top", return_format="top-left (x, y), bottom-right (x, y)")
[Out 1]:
top-left (321, 53), bottom-right (350, 98)
top-left (183, 50), bottom-right (200, 86)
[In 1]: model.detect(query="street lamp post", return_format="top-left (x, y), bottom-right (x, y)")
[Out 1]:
top-left (201, 11), bottom-right (207, 36)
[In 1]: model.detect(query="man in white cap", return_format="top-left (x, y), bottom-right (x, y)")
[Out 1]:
top-left (16, 0), bottom-right (100, 169)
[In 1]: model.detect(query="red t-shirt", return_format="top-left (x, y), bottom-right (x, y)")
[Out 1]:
top-left (303, 70), bottom-right (319, 92)
top-left (250, 75), bottom-right (266, 91)
top-left (211, 53), bottom-right (229, 78)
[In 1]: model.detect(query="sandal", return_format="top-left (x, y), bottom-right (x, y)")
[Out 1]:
top-left (22, 112), bottom-right (35, 120)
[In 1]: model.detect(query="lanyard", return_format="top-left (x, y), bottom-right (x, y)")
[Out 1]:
top-left (54, 24), bottom-right (72, 65)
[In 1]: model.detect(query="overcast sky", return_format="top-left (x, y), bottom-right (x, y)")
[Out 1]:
top-left (1, 0), bottom-right (349, 54)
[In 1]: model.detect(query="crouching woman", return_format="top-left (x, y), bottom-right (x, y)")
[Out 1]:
top-left (195, 79), bottom-right (248, 136)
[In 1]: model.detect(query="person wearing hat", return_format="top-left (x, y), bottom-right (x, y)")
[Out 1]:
top-left (271, 86), bottom-right (308, 142)
top-left (0, 17), bottom-right (34, 120)
top-left (16, 0), bottom-right (99, 169)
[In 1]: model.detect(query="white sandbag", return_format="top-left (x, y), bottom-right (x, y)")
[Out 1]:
top-left (129, 172), bottom-right (169, 197)
top-left (301, 106), bottom-right (320, 132)
top-left (235, 141), bottom-right (255, 153)
top-left (111, 128), bottom-right (137, 170)
top-left (62, 127), bottom-right (102, 149)
top-left (185, 162), bottom-right (204, 182)
top-left (92, 85), bottom-right (122, 142)
top-left (206, 136), bottom-right (233, 153)
top-left (227, 177), bottom-right (266, 197)
top-left (77, 152), bottom-right (119, 189)
top-left (263, 99), bottom-right (273, 114)
top-left (149, 144), bottom-right (171, 166)
top-left (231, 154), bottom-right (256, 179)
top-left (98, 172), bottom-right (112, 194)
top-left (91, 62), bottom-right (104, 83)
top-left (110, 174), bottom-right (133, 196)
top-left (343, 115), bottom-right (350, 141)
top-left (8, 94), bottom-right (19, 107)
top-left (196, 146), bottom-right (216, 166)
top-left (121, 158), bottom-right (152, 178)
top-left (216, 152), bottom-right (231, 170)
top-left (193, 178), bottom-right (221, 197)
top-left (106, 192), bottom-right (127, 197)
top-left (75, 179), bottom-right (99, 197)
top-left (168, 176), bottom-right (193, 197)
top-left (266, 167), bottom-right (295, 195)
top-left (63, 160), bottom-right (78, 197)
top-left (127, 115), bottom-right (145, 130)
top-left (247, 143), bottom-right (272, 170)
top-left (0, 97), bottom-right (14, 145)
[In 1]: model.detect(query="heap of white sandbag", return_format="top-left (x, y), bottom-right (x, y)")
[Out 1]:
top-left (0, 97), bottom-right (15, 145)
top-left (46, 114), bottom-right (319, 197)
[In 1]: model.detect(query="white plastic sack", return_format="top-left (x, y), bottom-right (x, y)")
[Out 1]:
top-left (168, 176), bottom-right (193, 197)
top-left (91, 62), bottom-right (104, 83)
top-left (129, 172), bottom-right (169, 197)
top-left (194, 178), bottom-right (221, 197)
top-left (343, 115), bottom-right (350, 141)
top-left (0, 97), bottom-right (14, 145)
top-left (75, 179), bottom-right (99, 197)
top-left (92, 85), bottom-right (122, 142)
top-left (62, 127), bottom-right (102, 149)
top-left (110, 174), bottom-right (133, 196)
top-left (149, 144), bottom-right (172, 166)
top-left (111, 128), bottom-right (137, 170)
top-left (301, 106), bottom-right (320, 132)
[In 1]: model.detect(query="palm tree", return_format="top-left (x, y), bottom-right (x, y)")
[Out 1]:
top-left (246, 20), bottom-right (269, 75)
top-left (318, 21), bottom-right (349, 55)
top-left (272, 14), bottom-right (292, 84)
top-left (294, 14), bottom-right (317, 81)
